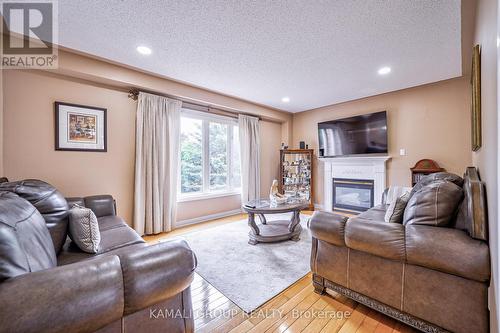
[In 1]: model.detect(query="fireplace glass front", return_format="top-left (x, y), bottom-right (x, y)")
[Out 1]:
top-left (332, 178), bottom-right (374, 213)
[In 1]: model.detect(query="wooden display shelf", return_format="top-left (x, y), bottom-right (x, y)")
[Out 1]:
top-left (410, 159), bottom-right (444, 186)
top-left (279, 149), bottom-right (314, 210)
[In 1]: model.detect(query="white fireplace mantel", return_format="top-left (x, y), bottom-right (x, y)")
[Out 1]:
top-left (320, 156), bottom-right (391, 212)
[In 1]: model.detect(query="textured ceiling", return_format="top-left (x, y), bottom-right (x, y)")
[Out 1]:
top-left (56, 0), bottom-right (462, 112)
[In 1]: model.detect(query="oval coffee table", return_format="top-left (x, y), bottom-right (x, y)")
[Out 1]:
top-left (242, 199), bottom-right (309, 245)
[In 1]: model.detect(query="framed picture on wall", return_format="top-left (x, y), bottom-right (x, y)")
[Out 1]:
top-left (471, 44), bottom-right (481, 152)
top-left (55, 102), bottom-right (107, 152)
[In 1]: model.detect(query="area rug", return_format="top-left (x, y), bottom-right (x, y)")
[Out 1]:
top-left (179, 213), bottom-right (312, 313)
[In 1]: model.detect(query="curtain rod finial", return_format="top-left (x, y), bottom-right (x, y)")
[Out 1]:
top-left (128, 89), bottom-right (139, 101)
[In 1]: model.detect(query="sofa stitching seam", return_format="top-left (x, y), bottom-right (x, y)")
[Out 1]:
top-left (14, 208), bottom-right (42, 272)
top-left (117, 255), bottom-right (128, 316)
top-left (435, 184), bottom-right (439, 226)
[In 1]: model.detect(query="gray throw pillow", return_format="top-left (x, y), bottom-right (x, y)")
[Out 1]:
top-left (68, 204), bottom-right (100, 253)
top-left (384, 192), bottom-right (410, 223)
top-left (403, 180), bottom-right (463, 227)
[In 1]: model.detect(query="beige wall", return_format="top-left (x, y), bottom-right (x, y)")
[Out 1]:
top-left (292, 77), bottom-right (472, 207)
top-left (473, 0), bottom-right (498, 330)
top-left (259, 121), bottom-right (283, 197)
top-left (3, 60), bottom-right (287, 226)
top-left (4, 70), bottom-right (137, 223)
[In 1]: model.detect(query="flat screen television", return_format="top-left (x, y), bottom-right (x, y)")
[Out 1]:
top-left (318, 111), bottom-right (388, 157)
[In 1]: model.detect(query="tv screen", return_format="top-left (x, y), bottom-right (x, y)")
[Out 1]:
top-left (318, 111), bottom-right (388, 157)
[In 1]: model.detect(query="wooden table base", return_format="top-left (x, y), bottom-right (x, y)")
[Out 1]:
top-left (247, 210), bottom-right (302, 245)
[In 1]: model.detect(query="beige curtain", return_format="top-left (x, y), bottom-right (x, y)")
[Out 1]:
top-left (133, 92), bottom-right (182, 235)
top-left (239, 115), bottom-right (260, 203)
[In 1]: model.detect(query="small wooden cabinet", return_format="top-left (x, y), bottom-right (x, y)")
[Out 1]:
top-left (410, 159), bottom-right (444, 186)
top-left (279, 149), bottom-right (314, 210)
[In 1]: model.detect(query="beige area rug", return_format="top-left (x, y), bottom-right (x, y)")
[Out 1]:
top-left (179, 213), bottom-right (312, 313)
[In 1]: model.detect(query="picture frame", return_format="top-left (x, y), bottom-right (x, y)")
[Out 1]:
top-left (471, 44), bottom-right (481, 152)
top-left (55, 102), bottom-right (107, 152)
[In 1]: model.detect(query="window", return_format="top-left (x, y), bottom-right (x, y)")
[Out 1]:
top-left (179, 109), bottom-right (241, 199)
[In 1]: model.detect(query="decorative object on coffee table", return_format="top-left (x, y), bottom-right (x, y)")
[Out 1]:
top-left (269, 179), bottom-right (287, 205)
top-left (55, 102), bottom-right (107, 152)
top-left (242, 199), bottom-right (309, 245)
top-left (279, 149), bottom-right (314, 210)
top-left (410, 159), bottom-right (444, 186)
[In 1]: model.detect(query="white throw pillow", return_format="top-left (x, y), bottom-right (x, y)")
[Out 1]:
top-left (68, 204), bottom-right (101, 253)
top-left (385, 192), bottom-right (410, 223)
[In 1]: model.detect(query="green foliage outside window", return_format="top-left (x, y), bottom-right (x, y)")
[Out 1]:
top-left (180, 114), bottom-right (240, 195)
top-left (180, 118), bottom-right (202, 193)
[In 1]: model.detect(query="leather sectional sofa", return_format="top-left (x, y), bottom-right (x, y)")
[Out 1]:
top-left (0, 179), bottom-right (197, 333)
top-left (309, 167), bottom-right (490, 333)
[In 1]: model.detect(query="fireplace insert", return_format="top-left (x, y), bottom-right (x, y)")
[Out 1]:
top-left (332, 178), bottom-right (374, 213)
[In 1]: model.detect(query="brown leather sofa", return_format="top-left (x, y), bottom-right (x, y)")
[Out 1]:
top-left (309, 167), bottom-right (490, 333)
top-left (0, 179), bottom-right (196, 333)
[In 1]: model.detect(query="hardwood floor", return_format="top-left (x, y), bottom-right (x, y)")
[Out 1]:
top-left (144, 212), bottom-right (418, 333)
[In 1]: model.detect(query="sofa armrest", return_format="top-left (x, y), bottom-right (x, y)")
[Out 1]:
top-left (116, 238), bottom-right (197, 315)
top-left (0, 255), bottom-right (124, 333)
top-left (345, 220), bottom-right (406, 261)
top-left (309, 211), bottom-right (348, 246)
top-left (406, 225), bottom-right (490, 282)
top-left (84, 195), bottom-right (116, 217)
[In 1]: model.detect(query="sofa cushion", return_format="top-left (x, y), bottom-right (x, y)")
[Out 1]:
top-left (410, 172), bottom-right (464, 197)
top-left (345, 219), bottom-right (406, 261)
top-left (97, 215), bottom-right (128, 231)
top-left (66, 197), bottom-right (85, 208)
top-left (99, 225), bottom-right (145, 253)
top-left (0, 179), bottom-right (69, 253)
top-left (57, 239), bottom-right (95, 265)
top-left (68, 205), bottom-right (101, 253)
top-left (406, 225), bottom-right (490, 282)
top-left (403, 180), bottom-right (463, 227)
top-left (57, 239), bottom-right (147, 266)
top-left (84, 195), bottom-right (116, 218)
top-left (354, 207), bottom-right (386, 221)
top-left (0, 191), bottom-right (57, 281)
top-left (385, 192), bottom-right (410, 223)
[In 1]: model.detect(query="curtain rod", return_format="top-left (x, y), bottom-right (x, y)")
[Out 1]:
top-left (127, 88), bottom-right (282, 124)
top-left (128, 88), bottom-right (236, 118)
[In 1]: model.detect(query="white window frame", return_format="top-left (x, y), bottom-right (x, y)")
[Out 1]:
top-left (178, 109), bottom-right (241, 202)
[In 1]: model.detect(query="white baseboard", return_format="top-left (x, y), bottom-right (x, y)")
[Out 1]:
top-left (175, 208), bottom-right (243, 228)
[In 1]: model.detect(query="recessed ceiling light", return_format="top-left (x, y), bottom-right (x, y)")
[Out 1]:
top-left (378, 66), bottom-right (391, 75)
top-left (281, 97), bottom-right (290, 103)
top-left (136, 46), bottom-right (152, 55)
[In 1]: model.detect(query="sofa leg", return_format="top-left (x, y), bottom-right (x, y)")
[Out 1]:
top-left (313, 281), bottom-right (326, 295)
top-left (312, 274), bottom-right (326, 295)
